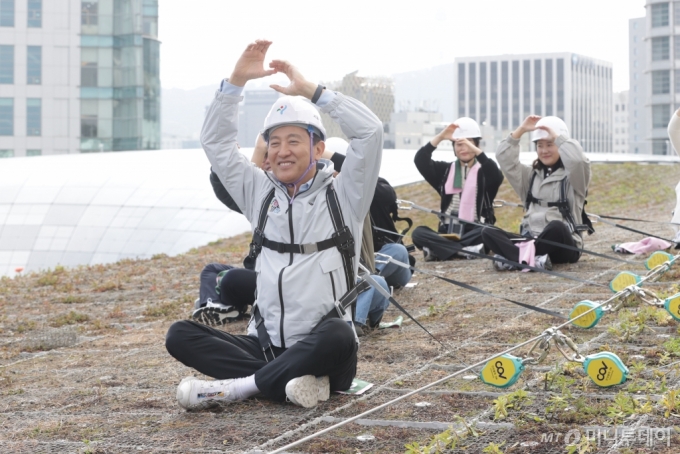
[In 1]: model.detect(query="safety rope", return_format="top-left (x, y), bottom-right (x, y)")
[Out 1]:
top-left (588, 213), bottom-right (678, 245)
top-left (266, 251), bottom-right (680, 453)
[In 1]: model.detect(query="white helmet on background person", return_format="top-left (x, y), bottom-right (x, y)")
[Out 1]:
top-left (261, 96), bottom-right (326, 142)
top-left (324, 137), bottom-right (349, 155)
top-left (531, 116), bottom-right (569, 142)
top-left (451, 117), bottom-right (481, 139)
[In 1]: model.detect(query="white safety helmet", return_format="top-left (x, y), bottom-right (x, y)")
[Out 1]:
top-left (324, 137), bottom-right (349, 155)
top-left (451, 117), bottom-right (481, 139)
top-left (261, 96), bottom-right (326, 142)
top-left (531, 116), bottom-right (569, 142)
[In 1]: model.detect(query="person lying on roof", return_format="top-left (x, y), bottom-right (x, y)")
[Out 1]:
top-left (165, 39), bottom-right (382, 409)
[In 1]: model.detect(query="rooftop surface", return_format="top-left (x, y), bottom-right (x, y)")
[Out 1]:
top-left (1, 162), bottom-right (680, 453)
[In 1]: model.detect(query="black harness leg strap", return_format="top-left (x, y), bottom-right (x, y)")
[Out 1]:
top-left (253, 305), bottom-right (276, 362)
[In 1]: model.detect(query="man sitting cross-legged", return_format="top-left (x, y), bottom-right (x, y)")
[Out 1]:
top-left (164, 40), bottom-right (383, 409)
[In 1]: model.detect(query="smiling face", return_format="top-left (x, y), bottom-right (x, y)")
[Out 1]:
top-left (454, 140), bottom-right (475, 163)
top-left (535, 139), bottom-right (561, 167)
top-left (267, 125), bottom-right (324, 186)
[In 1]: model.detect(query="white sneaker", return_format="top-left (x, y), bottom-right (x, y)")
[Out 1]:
top-left (460, 243), bottom-right (484, 259)
top-left (192, 300), bottom-right (244, 326)
top-left (176, 376), bottom-right (235, 410)
top-left (535, 254), bottom-right (553, 271)
top-left (492, 254), bottom-right (517, 271)
top-left (285, 375), bottom-right (330, 408)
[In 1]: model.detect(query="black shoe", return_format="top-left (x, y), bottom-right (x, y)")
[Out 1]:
top-left (353, 322), bottom-right (366, 337)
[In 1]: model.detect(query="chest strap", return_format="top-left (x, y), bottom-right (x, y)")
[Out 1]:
top-left (259, 226), bottom-right (354, 256)
top-left (525, 173), bottom-right (591, 235)
top-left (253, 279), bottom-right (369, 361)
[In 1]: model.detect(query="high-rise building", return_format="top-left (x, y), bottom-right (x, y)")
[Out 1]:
top-left (321, 71), bottom-right (393, 141)
top-left (629, 17), bottom-right (649, 154)
top-left (0, 0), bottom-right (160, 158)
top-left (633, 1), bottom-right (680, 155)
top-left (613, 91), bottom-right (629, 153)
top-left (237, 89), bottom-right (280, 148)
top-left (454, 53), bottom-right (613, 153)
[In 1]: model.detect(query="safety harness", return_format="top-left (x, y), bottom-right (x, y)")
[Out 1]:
top-left (525, 172), bottom-right (595, 236)
top-left (247, 184), bottom-right (363, 361)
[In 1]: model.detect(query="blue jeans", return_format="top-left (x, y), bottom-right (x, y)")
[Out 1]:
top-left (354, 275), bottom-right (390, 327)
top-left (375, 243), bottom-right (412, 289)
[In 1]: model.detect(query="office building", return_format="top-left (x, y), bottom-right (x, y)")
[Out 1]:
top-left (455, 53), bottom-right (613, 153)
top-left (237, 89), bottom-right (280, 148)
top-left (629, 17), bottom-right (650, 154)
top-left (614, 91), bottom-right (630, 153)
top-left (0, 0), bottom-right (160, 158)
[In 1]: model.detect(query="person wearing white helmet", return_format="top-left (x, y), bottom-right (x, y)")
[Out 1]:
top-left (165, 40), bottom-right (383, 409)
top-left (411, 117), bottom-right (504, 261)
top-left (481, 115), bottom-right (591, 271)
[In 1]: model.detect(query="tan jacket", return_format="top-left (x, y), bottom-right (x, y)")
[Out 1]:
top-left (496, 135), bottom-right (591, 248)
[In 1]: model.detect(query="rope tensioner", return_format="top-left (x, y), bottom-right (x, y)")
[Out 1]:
top-left (480, 328), bottom-right (629, 388)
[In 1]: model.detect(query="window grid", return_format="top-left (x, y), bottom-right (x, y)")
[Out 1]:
top-left (651, 2), bottom-right (669, 27)
top-left (27, 46), bottom-right (41, 85)
top-left (27, 98), bottom-right (41, 136)
top-left (652, 104), bottom-right (670, 128)
top-left (26, 149), bottom-right (41, 156)
top-left (0, 45), bottom-right (13, 84)
top-left (0, 98), bottom-right (13, 135)
top-left (0, 0), bottom-right (13, 27)
top-left (458, 63), bottom-right (465, 117)
top-left (652, 36), bottom-right (670, 61)
top-left (27, 0), bottom-right (41, 27)
top-left (652, 70), bottom-right (670, 94)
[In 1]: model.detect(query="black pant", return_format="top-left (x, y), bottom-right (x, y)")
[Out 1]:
top-left (165, 318), bottom-right (357, 402)
top-left (481, 221), bottom-right (581, 264)
top-left (199, 265), bottom-right (256, 311)
top-left (411, 225), bottom-right (484, 260)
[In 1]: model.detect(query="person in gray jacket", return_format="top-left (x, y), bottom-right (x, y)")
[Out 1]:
top-left (481, 115), bottom-right (591, 271)
top-left (165, 40), bottom-right (383, 409)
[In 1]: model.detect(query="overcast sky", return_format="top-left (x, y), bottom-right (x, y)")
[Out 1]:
top-left (158, 0), bottom-right (646, 92)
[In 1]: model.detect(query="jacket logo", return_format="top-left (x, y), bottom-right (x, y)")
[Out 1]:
top-left (269, 198), bottom-right (281, 214)
top-left (276, 105), bottom-right (287, 114)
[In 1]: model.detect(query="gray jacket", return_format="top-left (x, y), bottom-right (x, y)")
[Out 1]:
top-left (201, 91), bottom-right (383, 348)
top-left (496, 135), bottom-right (591, 248)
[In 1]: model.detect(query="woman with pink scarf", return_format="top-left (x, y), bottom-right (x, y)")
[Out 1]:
top-left (412, 117), bottom-right (504, 261)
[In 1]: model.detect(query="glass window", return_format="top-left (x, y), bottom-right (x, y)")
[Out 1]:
top-left (676, 1), bottom-right (680, 27)
top-left (501, 61), bottom-right (508, 129)
top-left (652, 3), bottom-right (669, 27)
top-left (26, 98), bottom-right (41, 136)
top-left (458, 63), bottom-right (465, 117)
top-left (0, 149), bottom-right (12, 157)
top-left (27, 46), bottom-right (41, 84)
top-left (479, 62), bottom-right (487, 123)
top-left (534, 59), bottom-right (542, 116)
top-left (652, 70), bottom-right (670, 94)
top-left (512, 60), bottom-right (519, 127)
top-left (652, 36), bottom-right (670, 61)
top-left (653, 139), bottom-right (668, 155)
top-left (674, 36), bottom-right (680, 59)
top-left (0, 45), bottom-right (13, 84)
top-left (81, 62), bottom-right (97, 87)
top-left (545, 59), bottom-right (553, 116)
top-left (26, 149), bottom-right (41, 156)
top-left (0, 0), bottom-right (13, 27)
top-left (81, 1), bottom-right (98, 25)
top-left (523, 60), bottom-right (530, 117)
top-left (468, 63), bottom-right (476, 120)
top-left (0, 98), bottom-right (13, 135)
top-left (556, 59), bottom-right (564, 118)
top-left (27, 0), bottom-right (41, 27)
top-left (652, 104), bottom-right (670, 128)
top-left (490, 62), bottom-right (497, 127)
top-left (674, 70), bottom-right (680, 93)
top-left (81, 115), bottom-right (97, 137)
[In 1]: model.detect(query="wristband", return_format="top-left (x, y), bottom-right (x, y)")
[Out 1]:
top-left (311, 84), bottom-right (326, 104)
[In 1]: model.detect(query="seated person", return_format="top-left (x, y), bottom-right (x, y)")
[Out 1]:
top-left (481, 115), bottom-right (591, 271)
top-left (165, 40), bottom-right (383, 409)
top-left (411, 117), bottom-right (503, 261)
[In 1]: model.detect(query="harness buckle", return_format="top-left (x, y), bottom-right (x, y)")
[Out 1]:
top-left (301, 243), bottom-right (318, 254)
top-left (332, 226), bottom-right (355, 257)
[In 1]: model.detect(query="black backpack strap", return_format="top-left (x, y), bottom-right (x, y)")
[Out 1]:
top-left (524, 172), bottom-right (539, 210)
top-left (244, 188), bottom-right (276, 269)
top-left (325, 184), bottom-right (356, 292)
